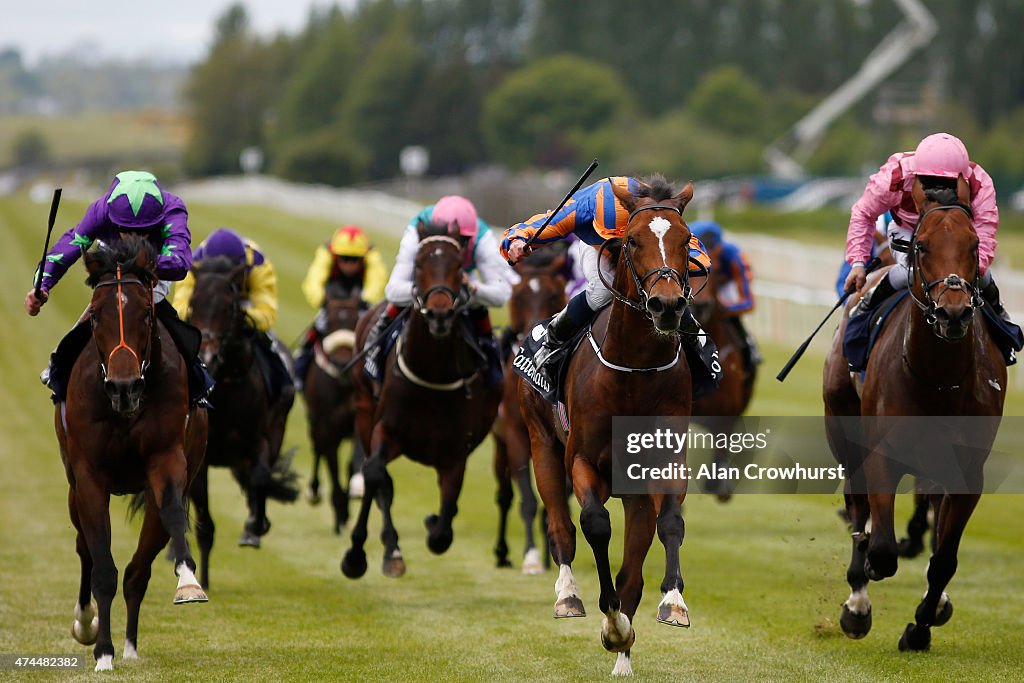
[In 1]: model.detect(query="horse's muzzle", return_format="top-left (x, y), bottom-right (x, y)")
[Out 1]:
top-left (646, 295), bottom-right (687, 334)
top-left (933, 304), bottom-right (974, 341)
top-left (423, 306), bottom-right (456, 337)
top-left (104, 377), bottom-right (145, 413)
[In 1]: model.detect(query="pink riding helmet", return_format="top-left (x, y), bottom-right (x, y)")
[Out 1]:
top-left (913, 133), bottom-right (970, 179)
top-left (433, 195), bottom-right (479, 242)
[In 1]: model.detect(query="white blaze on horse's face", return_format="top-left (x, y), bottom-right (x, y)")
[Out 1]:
top-left (648, 216), bottom-right (672, 266)
top-left (528, 277), bottom-right (541, 293)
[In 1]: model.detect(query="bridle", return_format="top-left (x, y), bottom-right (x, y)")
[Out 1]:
top-left (411, 235), bottom-right (471, 318)
top-left (93, 264), bottom-right (155, 381)
top-left (596, 203), bottom-right (709, 332)
top-left (906, 203), bottom-right (982, 327)
top-left (194, 272), bottom-right (245, 371)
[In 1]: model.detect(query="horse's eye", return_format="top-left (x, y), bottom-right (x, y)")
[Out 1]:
top-left (916, 243), bottom-right (929, 255)
top-left (626, 236), bottom-right (637, 248)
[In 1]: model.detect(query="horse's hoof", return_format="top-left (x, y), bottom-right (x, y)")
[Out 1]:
top-left (341, 548), bottom-right (367, 579)
top-left (305, 485), bottom-right (322, 506)
top-left (238, 530), bottom-right (261, 548)
top-left (245, 516), bottom-right (272, 537)
top-left (601, 627), bottom-right (635, 653)
top-left (657, 602), bottom-right (690, 628)
top-left (715, 492), bottom-right (733, 503)
top-left (123, 639), bottom-right (138, 659)
top-left (840, 604), bottom-right (872, 639)
top-left (554, 596), bottom-right (586, 618)
top-left (898, 622), bottom-right (931, 651)
top-left (521, 548), bottom-right (544, 575)
top-left (897, 537), bottom-right (924, 558)
top-left (94, 654), bottom-right (114, 672)
top-left (174, 583), bottom-right (209, 604)
top-left (496, 557), bottom-right (513, 568)
top-left (382, 551), bottom-right (406, 578)
top-left (349, 473), bottom-right (365, 498)
top-left (425, 515), bottom-right (453, 554)
top-left (933, 598), bottom-right (954, 627)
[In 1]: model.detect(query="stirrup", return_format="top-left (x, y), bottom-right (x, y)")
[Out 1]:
top-left (533, 341), bottom-right (563, 370)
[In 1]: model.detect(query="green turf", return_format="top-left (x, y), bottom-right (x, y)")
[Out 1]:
top-left (1, 193), bottom-right (1022, 681)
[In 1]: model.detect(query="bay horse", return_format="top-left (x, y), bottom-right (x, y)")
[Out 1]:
top-left (492, 247), bottom-right (567, 573)
top-left (690, 257), bottom-right (756, 500)
top-left (341, 219), bottom-right (502, 579)
top-left (59, 237), bottom-right (209, 671)
top-left (185, 257), bottom-right (298, 587)
top-left (301, 281), bottom-right (364, 534)
top-left (823, 178), bottom-right (1005, 651)
top-left (520, 177), bottom-right (699, 676)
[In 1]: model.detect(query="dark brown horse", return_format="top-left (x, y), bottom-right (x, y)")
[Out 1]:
top-left (341, 219), bottom-right (503, 579)
top-left (492, 248), bottom-right (567, 573)
top-left (823, 179), bottom-right (1005, 651)
top-left (185, 257), bottom-right (297, 587)
top-left (301, 281), bottom-right (364, 534)
top-left (691, 258), bottom-right (756, 500)
top-left (58, 237), bottom-right (208, 671)
top-left (521, 178), bottom-right (699, 676)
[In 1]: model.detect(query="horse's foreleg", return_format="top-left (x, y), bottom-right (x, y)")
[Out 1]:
top-left (324, 442), bottom-right (349, 534)
top-left (149, 456), bottom-right (207, 606)
top-left (425, 461), bottom-right (466, 555)
top-left (898, 488), bottom-right (931, 558)
top-left (341, 425), bottom-right (394, 580)
top-left (864, 451), bottom-right (900, 580)
top-left (654, 494), bottom-right (688, 628)
top-left (493, 437), bottom-right (514, 568)
top-left (123, 493), bottom-right (171, 660)
top-left (530, 429), bottom-right (580, 617)
top-left (68, 489), bottom-right (98, 648)
top-left (515, 464), bottom-right (543, 574)
top-left (375, 458), bottom-right (404, 577)
top-left (190, 464), bottom-right (214, 590)
top-left (240, 441), bottom-right (273, 548)
top-left (899, 493), bottom-right (980, 652)
top-left (306, 449), bottom-right (322, 505)
top-left (840, 491), bottom-right (873, 638)
top-left (71, 473), bottom-right (117, 670)
top-left (606, 496), bottom-right (659, 677)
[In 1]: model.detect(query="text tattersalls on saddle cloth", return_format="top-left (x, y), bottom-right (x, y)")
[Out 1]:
top-left (611, 416), bottom-right (1024, 495)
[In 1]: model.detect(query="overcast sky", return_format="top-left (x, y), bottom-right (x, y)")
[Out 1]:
top-left (0, 0), bottom-right (337, 66)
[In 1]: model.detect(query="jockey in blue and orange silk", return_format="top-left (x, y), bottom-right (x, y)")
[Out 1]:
top-left (501, 176), bottom-right (713, 368)
top-left (365, 195), bottom-right (514, 385)
top-left (689, 220), bottom-right (762, 372)
top-left (23, 170), bottom-right (213, 405)
top-left (172, 227), bottom-right (294, 402)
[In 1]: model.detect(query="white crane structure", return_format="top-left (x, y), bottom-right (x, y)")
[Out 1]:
top-left (764, 0), bottom-right (938, 179)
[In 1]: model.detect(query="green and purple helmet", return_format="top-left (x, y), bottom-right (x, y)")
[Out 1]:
top-left (105, 170), bottom-right (167, 229)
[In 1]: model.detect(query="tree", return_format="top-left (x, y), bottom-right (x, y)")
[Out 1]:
top-left (12, 129), bottom-right (50, 166)
top-left (686, 65), bottom-right (769, 139)
top-left (481, 54), bottom-right (630, 168)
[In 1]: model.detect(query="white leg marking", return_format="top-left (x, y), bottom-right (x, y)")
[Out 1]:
top-left (612, 652), bottom-right (633, 677)
top-left (602, 609), bottom-right (632, 643)
top-left (522, 547), bottom-right (544, 575)
top-left (648, 216), bottom-right (672, 266)
top-left (659, 588), bottom-right (687, 611)
top-left (845, 586), bottom-right (871, 615)
top-left (555, 564), bottom-right (579, 599)
top-left (123, 640), bottom-right (138, 659)
top-left (349, 472), bottom-right (365, 498)
top-left (176, 562), bottom-right (199, 589)
top-left (95, 654), bottom-right (114, 672)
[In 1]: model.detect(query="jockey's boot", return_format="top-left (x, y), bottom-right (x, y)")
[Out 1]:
top-left (292, 328), bottom-right (318, 391)
top-left (534, 294), bottom-right (592, 369)
top-left (364, 304), bottom-right (401, 382)
top-left (467, 307), bottom-right (503, 386)
top-left (981, 278), bottom-right (1011, 322)
top-left (729, 316), bottom-right (762, 373)
top-left (851, 271), bottom-right (897, 318)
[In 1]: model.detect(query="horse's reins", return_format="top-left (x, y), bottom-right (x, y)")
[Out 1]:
top-left (94, 265), bottom-right (155, 380)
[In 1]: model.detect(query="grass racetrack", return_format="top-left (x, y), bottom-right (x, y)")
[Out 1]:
top-left (1, 192), bottom-right (1022, 681)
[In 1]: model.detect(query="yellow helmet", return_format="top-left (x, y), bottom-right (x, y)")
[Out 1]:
top-left (329, 225), bottom-right (370, 257)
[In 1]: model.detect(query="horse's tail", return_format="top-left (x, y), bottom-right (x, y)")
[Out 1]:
top-left (127, 491), bottom-right (147, 520)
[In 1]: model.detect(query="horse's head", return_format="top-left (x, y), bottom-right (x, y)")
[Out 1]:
top-left (510, 247), bottom-right (568, 334)
top-left (321, 282), bottom-right (362, 376)
top-left (609, 176), bottom-right (697, 333)
top-left (910, 177), bottom-right (980, 341)
top-left (189, 257), bottom-right (247, 373)
top-left (413, 218), bottom-right (467, 337)
top-left (84, 236), bottom-right (158, 415)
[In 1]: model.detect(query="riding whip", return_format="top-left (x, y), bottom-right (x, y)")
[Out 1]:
top-left (33, 188), bottom-right (62, 298)
top-left (776, 256), bottom-right (881, 382)
top-left (507, 158), bottom-right (599, 266)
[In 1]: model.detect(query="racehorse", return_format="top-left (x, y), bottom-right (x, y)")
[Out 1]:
top-left (520, 177), bottom-right (700, 676)
top-left (186, 257), bottom-right (298, 587)
top-left (823, 178), bottom-right (1005, 651)
top-left (690, 258), bottom-right (756, 501)
top-left (59, 237), bottom-right (208, 671)
top-left (492, 247), bottom-right (567, 573)
top-left (341, 219), bottom-right (503, 579)
top-left (301, 281), bottom-right (364, 534)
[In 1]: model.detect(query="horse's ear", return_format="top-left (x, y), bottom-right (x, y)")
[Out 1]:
top-left (132, 242), bottom-right (156, 273)
top-left (449, 221), bottom-right (462, 239)
top-left (550, 252), bottom-right (567, 274)
top-left (229, 262), bottom-right (247, 285)
top-left (911, 176), bottom-right (928, 212)
top-left (604, 237), bottom-right (623, 266)
top-left (956, 175), bottom-right (970, 205)
top-left (612, 181), bottom-right (639, 214)
top-left (673, 182), bottom-right (695, 213)
top-left (84, 250), bottom-right (104, 278)
top-left (416, 217), bottom-right (429, 241)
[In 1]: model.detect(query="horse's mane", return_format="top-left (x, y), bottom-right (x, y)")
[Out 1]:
top-left (85, 236), bottom-right (158, 288)
top-left (634, 174), bottom-right (677, 202)
top-left (919, 177), bottom-right (972, 215)
top-left (194, 256), bottom-right (238, 276)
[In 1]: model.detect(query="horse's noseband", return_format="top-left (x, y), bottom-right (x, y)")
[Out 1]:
top-left (909, 203), bottom-right (981, 329)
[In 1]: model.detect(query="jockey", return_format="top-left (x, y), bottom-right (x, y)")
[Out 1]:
top-left (689, 220), bottom-right (762, 373)
top-left (294, 225), bottom-right (388, 387)
top-left (365, 195), bottom-right (513, 385)
top-left (23, 170), bottom-right (213, 405)
top-left (836, 213), bottom-right (889, 298)
top-left (171, 227), bottom-right (293, 403)
top-left (844, 133), bottom-right (1008, 322)
top-left (501, 176), bottom-right (713, 369)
